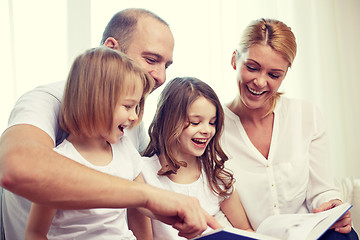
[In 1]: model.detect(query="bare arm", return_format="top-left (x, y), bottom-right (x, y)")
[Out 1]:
top-left (0, 124), bottom-right (147, 209)
top-left (25, 204), bottom-right (57, 240)
top-left (128, 174), bottom-right (153, 240)
top-left (220, 190), bottom-right (254, 232)
top-left (0, 124), bottom-right (220, 238)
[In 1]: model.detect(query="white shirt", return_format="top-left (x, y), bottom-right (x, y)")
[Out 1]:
top-left (141, 155), bottom-right (223, 240)
top-left (2, 81), bottom-right (149, 240)
top-left (47, 137), bottom-right (141, 240)
top-left (221, 97), bottom-right (340, 230)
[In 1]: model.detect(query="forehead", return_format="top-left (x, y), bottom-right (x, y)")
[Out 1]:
top-left (246, 44), bottom-right (289, 70)
top-left (128, 16), bottom-right (174, 59)
top-left (188, 96), bottom-right (216, 117)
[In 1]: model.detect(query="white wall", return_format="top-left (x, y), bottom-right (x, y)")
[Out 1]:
top-left (1, 0), bottom-right (359, 178)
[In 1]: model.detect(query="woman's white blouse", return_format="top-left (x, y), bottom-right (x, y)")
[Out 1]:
top-left (221, 97), bottom-right (340, 230)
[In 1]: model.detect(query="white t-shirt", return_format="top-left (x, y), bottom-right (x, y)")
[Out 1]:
top-left (141, 155), bottom-right (224, 240)
top-left (47, 137), bottom-right (141, 240)
top-left (221, 97), bottom-right (341, 230)
top-left (2, 81), bottom-right (149, 240)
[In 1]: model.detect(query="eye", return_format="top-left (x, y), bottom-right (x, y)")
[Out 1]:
top-left (209, 121), bottom-right (216, 126)
top-left (124, 105), bottom-right (132, 110)
top-left (145, 57), bottom-right (157, 64)
top-left (246, 64), bottom-right (258, 71)
top-left (269, 73), bottom-right (281, 79)
top-left (190, 122), bottom-right (200, 126)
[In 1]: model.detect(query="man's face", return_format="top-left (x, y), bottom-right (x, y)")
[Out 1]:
top-left (125, 17), bottom-right (174, 90)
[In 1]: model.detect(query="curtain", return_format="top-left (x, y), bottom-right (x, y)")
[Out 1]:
top-left (1, 0), bottom-right (359, 178)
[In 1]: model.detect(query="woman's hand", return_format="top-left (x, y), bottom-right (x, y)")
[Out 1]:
top-left (313, 199), bottom-right (352, 233)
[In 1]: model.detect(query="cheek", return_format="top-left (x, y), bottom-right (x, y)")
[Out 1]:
top-left (210, 128), bottom-right (216, 139)
top-left (270, 79), bottom-right (284, 92)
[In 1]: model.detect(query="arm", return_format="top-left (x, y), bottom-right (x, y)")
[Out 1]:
top-left (220, 190), bottom-right (253, 232)
top-left (25, 204), bottom-right (57, 240)
top-left (127, 174), bottom-right (153, 240)
top-left (306, 106), bottom-right (352, 233)
top-left (0, 125), bottom-right (220, 238)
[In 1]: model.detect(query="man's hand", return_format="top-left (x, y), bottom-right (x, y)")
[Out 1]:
top-left (313, 199), bottom-right (352, 234)
top-left (144, 186), bottom-right (221, 239)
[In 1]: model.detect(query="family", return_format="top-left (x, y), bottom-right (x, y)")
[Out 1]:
top-left (0, 8), bottom-right (358, 240)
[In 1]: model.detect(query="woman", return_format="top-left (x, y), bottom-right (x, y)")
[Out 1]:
top-left (221, 18), bottom-right (358, 239)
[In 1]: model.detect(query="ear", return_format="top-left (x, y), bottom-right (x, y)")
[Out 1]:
top-left (103, 37), bottom-right (121, 51)
top-left (231, 51), bottom-right (237, 70)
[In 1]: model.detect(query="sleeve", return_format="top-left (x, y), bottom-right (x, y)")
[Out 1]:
top-left (125, 121), bottom-right (150, 153)
top-left (136, 121), bottom-right (150, 153)
top-left (306, 104), bottom-right (341, 211)
top-left (123, 137), bottom-right (144, 179)
top-left (6, 81), bottom-right (65, 145)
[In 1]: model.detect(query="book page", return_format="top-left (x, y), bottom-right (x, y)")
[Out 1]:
top-left (256, 203), bottom-right (352, 240)
top-left (192, 227), bottom-right (281, 240)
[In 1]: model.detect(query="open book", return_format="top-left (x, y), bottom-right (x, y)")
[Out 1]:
top-left (192, 203), bottom-right (352, 240)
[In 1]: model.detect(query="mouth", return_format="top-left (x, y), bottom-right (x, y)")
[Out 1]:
top-left (118, 125), bottom-right (126, 132)
top-left (247, 85), bottom-right (266, 96)
top-left (192, 138), bottom-right (208, 147)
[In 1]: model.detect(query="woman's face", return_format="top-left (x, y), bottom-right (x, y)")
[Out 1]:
top-left (233, 44), bottom-right (289, 112)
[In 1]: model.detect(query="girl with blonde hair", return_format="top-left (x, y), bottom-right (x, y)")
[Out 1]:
top-left (25, 46), bottom-right (154, 239)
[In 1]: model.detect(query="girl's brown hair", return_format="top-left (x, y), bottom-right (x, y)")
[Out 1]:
top-left (60, 47), bottom-right (154, 138)
top-left (143, 77), bottom-right (234, 197)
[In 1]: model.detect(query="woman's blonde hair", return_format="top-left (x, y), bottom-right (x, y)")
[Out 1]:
top-left (239, 18), bottom-right (297, 114)
top-left (60, 47), bottom-right (154, 138)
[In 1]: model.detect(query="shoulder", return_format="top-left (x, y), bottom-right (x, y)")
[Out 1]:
top-left (113, 136), bottom-right (140, 156)
top-left (222, 104), bottom-right (237, 121)
top-left (276, 96), bottom-right (326, 132)
top-left (140, 155), bottom-right (161, 182)
top-left (141, 155), bottom-right (160, 170)
top-left (7, 81), bottom-right (67, 142)
top-left (53, 139), bottom-right (82, 164)
top-left (276, 96), bottom-right (321, 118)
top-left (19, 80), bottom-right (65, 102)
top-left (124, 121), bottom-right (149, 152)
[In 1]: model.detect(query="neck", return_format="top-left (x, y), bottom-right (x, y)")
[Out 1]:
top-left (227, 95), bottom-right (272, 125)
top-left (67, 134), bottom-right (110, 151)
top-left (159, 153), bottom-right (201, 184)
top-left (67, 134), bottom-right (112, 166)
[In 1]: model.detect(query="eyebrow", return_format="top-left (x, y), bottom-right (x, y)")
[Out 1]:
top-left (247, 59), bottom-right (285, 72)
top-left (189, 115), bottom-right (217, 120)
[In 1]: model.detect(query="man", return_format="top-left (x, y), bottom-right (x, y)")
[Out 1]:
top-left (0, 8), bottom-right (219, 239)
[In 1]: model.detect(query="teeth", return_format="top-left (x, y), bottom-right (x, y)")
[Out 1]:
top-left (248, 87), bottom-right (264, 95)
top-left (193, 138), bottom-right (207, 143)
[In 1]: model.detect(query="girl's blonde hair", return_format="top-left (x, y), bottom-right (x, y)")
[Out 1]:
top-left (60, 47), bottom-right (154, 138)
top-left (239, 18), bottom-right (297, 114)
top-left (143, 77), bottom-right (234, 197)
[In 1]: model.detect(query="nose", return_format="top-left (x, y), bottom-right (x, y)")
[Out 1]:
top-left (254, 73), bottom-right (267, 88)
top-left (129, 108), bottom-right (139, 122)
top-left (201, 124), bottom-right (212, 135)
top-left (149, 65), bottom-right (166, 89)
